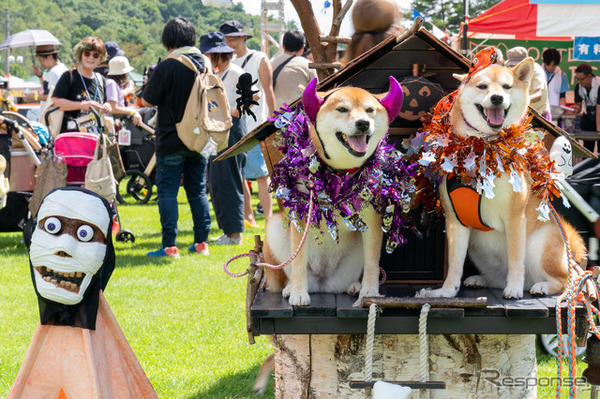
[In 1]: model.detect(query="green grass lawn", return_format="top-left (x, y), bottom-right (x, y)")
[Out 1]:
top-left (0, 185), bottom-right (595, 398)
top-left (0, 185), bottom-right (274, 398)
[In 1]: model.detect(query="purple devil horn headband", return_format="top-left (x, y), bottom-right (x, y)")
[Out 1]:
top-left (302, 77), bottom-right (323, 124)
top-left (301, 76), bottom-right (403, 125)
top-left (380, 76), bottom-right (403, 124)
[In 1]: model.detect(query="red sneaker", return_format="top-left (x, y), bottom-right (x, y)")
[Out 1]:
top-left (189, 242), bottom-right (209, 255)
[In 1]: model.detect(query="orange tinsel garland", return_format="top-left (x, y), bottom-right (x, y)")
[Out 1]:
top-left (414, 114), bottom-right (562, 218)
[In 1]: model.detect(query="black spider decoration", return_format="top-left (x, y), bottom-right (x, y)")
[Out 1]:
top-left (236, 72), bottom-right (259, 122)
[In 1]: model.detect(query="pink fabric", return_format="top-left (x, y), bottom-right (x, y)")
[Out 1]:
top-left (54, 132), bottom-right (99, 185)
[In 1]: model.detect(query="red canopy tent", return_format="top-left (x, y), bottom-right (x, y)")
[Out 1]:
top-left (467, 0), bottom-right (600, 40)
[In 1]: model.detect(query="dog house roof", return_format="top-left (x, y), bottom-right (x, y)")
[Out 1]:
top-left (217, 21), bottom-right (591, 161)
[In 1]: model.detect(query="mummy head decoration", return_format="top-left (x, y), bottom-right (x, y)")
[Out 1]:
top-left (30, 189), bottom-right (111, 306)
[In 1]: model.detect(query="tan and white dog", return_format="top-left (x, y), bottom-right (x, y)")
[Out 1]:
top-left (263, 77), bottom-right (404, 306)
top-left (417, 57), bottom-right (586, 299)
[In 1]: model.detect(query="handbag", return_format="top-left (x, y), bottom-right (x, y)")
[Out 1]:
top-left (40, 77), bottom-right (70, 137)
top-left (106, 134), bottom-right (126, 181)
top-left (29, 155), bottom-right (68, 216)
top-left (85, 134), bottom-right (116, 202)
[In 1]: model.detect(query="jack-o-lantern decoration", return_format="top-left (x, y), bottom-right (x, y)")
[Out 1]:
top-left (397, 76), bottom-right (446, 122)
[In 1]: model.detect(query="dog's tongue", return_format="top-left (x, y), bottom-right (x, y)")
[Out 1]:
top-left (487, 108), bottom-right (504, 126)
top-left (346, 135), bottom-right (369, 153)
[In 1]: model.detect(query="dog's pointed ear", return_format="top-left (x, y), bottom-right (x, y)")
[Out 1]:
top-left (453, 73), bottom-right (468, 83)
top-left (302, 78), bottom-right (323, 124)
top-left (378, 76), bottom-right (404, 124)
top-left (512, 57), bottom-right (534, 85)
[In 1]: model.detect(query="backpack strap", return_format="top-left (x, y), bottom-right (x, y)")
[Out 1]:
top-left (240, 51), bottom-right (255, 70)
top-left (166, 53), bottom-right (206, 75)
top-left (272, 55), bottom-right (296, 89)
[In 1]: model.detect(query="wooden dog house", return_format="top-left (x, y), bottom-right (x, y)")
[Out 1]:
top-left (220, 22), bottom-right (591, 285)
top-left (219, 23), bottom-right (593, 398)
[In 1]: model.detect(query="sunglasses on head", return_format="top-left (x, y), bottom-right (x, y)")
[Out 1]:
top-left (83, 50), bottom-right (101, 59)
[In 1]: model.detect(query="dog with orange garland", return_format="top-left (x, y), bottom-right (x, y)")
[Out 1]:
top-left (416, 48), bottom-right (586, 299)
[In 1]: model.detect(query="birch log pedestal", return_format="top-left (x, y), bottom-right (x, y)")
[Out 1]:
top-left (272, 333), bottom-right (536, 399)
top-left (250, 286), bottom-right (586, 399)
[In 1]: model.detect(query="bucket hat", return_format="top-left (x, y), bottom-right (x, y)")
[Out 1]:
top-left (504, 46), bottom-right (528, 67)
top-left (219, 20), bottom-right (252, 38)
top-left (200, 32), bottom-right (235, 54)
top-left (35, 44), bottom-right (59, 56)
top-left (107, 56), bottom-right (134, 75)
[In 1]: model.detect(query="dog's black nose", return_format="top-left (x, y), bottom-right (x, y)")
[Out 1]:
top-left (490, 94), bottom-right (504, 106)
top-left (355, 119), bottom-right (370, 132)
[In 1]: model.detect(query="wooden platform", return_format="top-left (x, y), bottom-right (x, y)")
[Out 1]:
top-left (250, 285), bottom-right (587, 336)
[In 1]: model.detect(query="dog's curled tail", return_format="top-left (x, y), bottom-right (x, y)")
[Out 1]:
top-left (563, 220), bottom-right (588, 267)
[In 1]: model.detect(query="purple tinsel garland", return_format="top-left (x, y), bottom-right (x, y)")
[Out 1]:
top-left (269, 104), bottom-right (421, 253)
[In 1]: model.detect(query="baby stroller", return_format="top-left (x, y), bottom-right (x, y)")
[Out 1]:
top-left (113, 111), bottom-right (156, 205)
top-left (0, 111), bottom-right (43, 234)
top-left (49, 107), bottom-right (135, 243)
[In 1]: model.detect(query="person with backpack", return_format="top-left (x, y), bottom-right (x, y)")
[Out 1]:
top-left (141, 17), bottom-right (213, 258)
top-left (270, 31), bottom-right (317, 111)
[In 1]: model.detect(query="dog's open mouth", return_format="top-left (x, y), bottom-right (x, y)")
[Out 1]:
top-left (476, 104), bottom-right (509, 129)
top-left (336, 132), bottom-right (370, 157)
top-left (36, 266), bottom-right (84, 293)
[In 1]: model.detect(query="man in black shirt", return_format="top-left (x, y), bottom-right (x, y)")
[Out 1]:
top-left (142, 17), bottom-right (212, 258)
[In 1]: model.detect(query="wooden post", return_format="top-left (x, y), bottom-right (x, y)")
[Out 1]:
top-left (290, 0), bottom-right (353, 80)
top-left (273, 334), bottom-right (536, 398)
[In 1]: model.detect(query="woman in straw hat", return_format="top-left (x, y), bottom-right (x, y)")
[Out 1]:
top-left (105, 56), bottom-right (141, 126)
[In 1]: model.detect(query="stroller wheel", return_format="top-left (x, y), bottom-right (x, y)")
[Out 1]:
top-left (117, 170), bottom-right (153, 205)
top-left (116, 229), bottom-right (136, 243)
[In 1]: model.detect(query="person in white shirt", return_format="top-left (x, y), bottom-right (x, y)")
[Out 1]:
top-left (505, 46), bottom-right (551, 120)
top-left (24, 44), bottom-right (68, 116)
top-left (220, 19), bottom-right (275, 225)
top-left (542, 48), bottom-right (571, 125)
top-left (574, 63), bottom-right (600, 153)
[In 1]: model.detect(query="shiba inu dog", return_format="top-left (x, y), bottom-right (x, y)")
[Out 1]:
top-left (417, 57), bottom-right (586, 299)
top-left (263, 77), bottom-right (404, 306)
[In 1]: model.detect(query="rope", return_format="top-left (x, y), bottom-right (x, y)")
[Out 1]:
top-left (551, 202), bottom-right (600, 399)
top-left (365, 303), bottom-right (378, 383)
top-left (222, 252), bottom-right (264, 278)
top-left (223, 190), bottom-right (315, 278)
top-left (419, 303), bottom-right (431, 384)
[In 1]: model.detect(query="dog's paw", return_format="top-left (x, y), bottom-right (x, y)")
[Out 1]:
top-left (345, 282), bottom-right (362, 296)
top-left (288, 291), bottom-right (311, 306)
top-left (358, 286), bottom-right (381, 300)
top-left (415, 287), bottom-right (459, 298)
top-left (502, 284), bottom-right (524, 299)
top-left (353, 286), bottom-right (382, 307)
top-left (282, 285), bottom-right (291, 298)
top-left (464, 275), bottom-right (487, 289)
top-left (530, 282), bottom-right (551, 297)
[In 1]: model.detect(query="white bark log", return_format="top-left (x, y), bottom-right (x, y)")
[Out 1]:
top-left (273, 334), bottom-right (536, 399)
